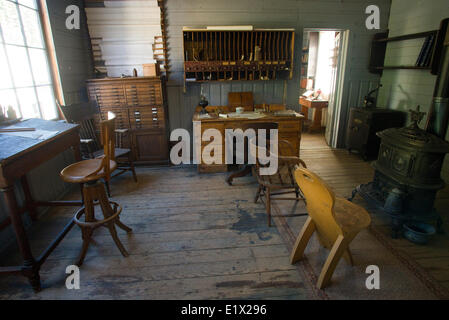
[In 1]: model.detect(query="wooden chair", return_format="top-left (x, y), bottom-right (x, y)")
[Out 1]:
top-left (226, 122), bottom-right (278, 185)
top-left (60, 113), bottom-right (132, 266)
top-left (59, 101), bottom-right (137, 196)
top-left (252, 137), bottom-right (307, 226)
top-left (290, 168), bottom-right (371, 289)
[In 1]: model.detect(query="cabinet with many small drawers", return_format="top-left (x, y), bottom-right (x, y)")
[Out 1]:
top-left (86, 77), bottom-right (169, 163)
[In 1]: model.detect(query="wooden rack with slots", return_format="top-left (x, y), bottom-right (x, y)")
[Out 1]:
top-left (183, 28), bottom-right (295, 83)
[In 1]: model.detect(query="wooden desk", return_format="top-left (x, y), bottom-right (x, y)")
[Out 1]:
top-left (192, 111), bottom-right (304, 173)
top-left (0, 119), bottom-right (81, 292)
top-left (299, 97), bottom-right (328, 132)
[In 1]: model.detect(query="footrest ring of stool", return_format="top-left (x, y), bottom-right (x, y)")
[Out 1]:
top-left (73, 201), bottom-right (123, 229)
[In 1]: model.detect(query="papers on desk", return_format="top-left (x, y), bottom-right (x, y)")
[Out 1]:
top-left (197, 113), bottom-right (212, 119)
top-left (273, 109), bottom-right (300, 117)
top-left (219, 112), bottom-right (267, 120)
top-left (0, 128), bottom-right (59, 140)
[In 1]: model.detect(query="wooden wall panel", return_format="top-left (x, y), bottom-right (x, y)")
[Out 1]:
top-left (164, 0), bottom-right (391, 147)
top-left (85, 0), bottom-right (163, 77)
top-left (46, 0), bottom-right (94, 104)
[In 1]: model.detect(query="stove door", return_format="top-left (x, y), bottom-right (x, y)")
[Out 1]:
top-left (378, 143), bottom-right (414, 178)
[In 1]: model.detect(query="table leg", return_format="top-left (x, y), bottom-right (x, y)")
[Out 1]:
top-left (71, 142), bottom-right (84, 202)
top-left (21, 175), bottom-right (39, 221)
top-left (72, 142), bottom-right (82, 162)
top-left (310, 107), bottom-right (323, 132)
top-left (301, 105), bottom-right (309, 119)
top-left (1, 185), bottom-right (41, 292)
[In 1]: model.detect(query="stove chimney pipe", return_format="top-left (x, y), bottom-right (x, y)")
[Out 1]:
top-left (426, 18), bottom-right (449, 140)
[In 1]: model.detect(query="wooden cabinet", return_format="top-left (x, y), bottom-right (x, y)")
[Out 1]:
top-left (345, 107), bottom-right (405, 160)
top-left (86, 77), bottom-right (169, 164)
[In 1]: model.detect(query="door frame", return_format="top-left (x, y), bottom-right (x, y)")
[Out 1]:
top-left (302, 28), bottom-right (350, 148)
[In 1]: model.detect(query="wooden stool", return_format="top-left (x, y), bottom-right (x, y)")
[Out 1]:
top-left (60, 113), bottom-right (132, 266)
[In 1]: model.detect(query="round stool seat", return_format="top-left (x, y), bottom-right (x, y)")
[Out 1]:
top-left (60, 158), bottom-right (117, 184)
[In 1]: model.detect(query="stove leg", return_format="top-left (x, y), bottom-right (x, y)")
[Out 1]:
top-left (391, 217), bottom-right (403, 239)
top-left (348, 188), bottom-right (358, 202)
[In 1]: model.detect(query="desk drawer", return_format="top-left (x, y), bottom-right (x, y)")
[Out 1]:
top-left (193, 122), bottom-right (225, 140)
top-left (129, 107), bottom-right (165, 129)
top-left (279, 133), bottom-right (299, 157)
top-left (98, 106), bottom-right (129, 129)
top-left (278, 121), bottom-right (300, 132)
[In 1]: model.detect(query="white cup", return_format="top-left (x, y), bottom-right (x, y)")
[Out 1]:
top-left (236, 107), bottom-right (244, 114)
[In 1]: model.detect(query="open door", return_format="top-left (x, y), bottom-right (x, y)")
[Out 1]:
top-left (325, 30), bottom-right (349, 147)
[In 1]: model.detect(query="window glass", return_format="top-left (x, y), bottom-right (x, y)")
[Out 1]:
top-left (0, 46), bottom-right (13, 89)
top-left (20, 5), bottom-right (44, 48)
top-left (0, 1), bottom-right (25, 45)
top-left (0, 0), bottom-right (57, 120)
top-left (37, 85), bottom-right (57, 120)
top-left (6, 45), bottom-right (34, 87)
top-left (17, 87), bottom-right (39, 118)
top-left (29, 48), bottom-right (51, 85)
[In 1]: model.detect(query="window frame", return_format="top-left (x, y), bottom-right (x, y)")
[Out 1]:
top-left (0, 0), bottom-right (62, 120)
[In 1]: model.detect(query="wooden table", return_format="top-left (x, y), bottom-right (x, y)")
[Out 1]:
top-left (299, 97), bottom-right (328, 132)
top-left (0, 118), bottom-right (81, 292)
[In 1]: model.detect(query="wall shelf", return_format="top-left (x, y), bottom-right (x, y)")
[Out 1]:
top-left (182, 28), bottom-right (295, 83)
top-left (369, 24), bottom-right (445, 75)
top-left (374, 66), bottom-right (431, 70)
top-left (373, 30), bottom-right (437, 43)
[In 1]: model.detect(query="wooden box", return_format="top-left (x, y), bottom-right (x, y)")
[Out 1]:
top-left (143, 63), bottom-right (160, 77)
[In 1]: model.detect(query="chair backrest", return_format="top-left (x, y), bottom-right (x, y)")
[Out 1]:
top-left (59, 101), bottom-right (98, 123)
top-left (59, 101), bottom-right (101, 152)
top-left (242, 122), bottom-right (278, 165)
top-left (99, 112), bottom-right (116, 178)
top-left (228, 92), bottom-right (254, 112)
top-left (241, 122), bottom-right (278, 148)
top-left (294, 167), bottom-right (343, 245)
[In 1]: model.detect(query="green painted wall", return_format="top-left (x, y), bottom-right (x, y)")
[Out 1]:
top-left (377, 0), bottom-right (449, 182)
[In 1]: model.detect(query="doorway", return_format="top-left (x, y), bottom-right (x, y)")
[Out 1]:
top-left (299, 29), bottom-right (349, 147)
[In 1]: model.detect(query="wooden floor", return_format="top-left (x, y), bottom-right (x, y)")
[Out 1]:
top-left (0, 164), bottom-right (315, 299)
top-left (300, 133), bottom-right (449, 293)
top-left (0, 132), bottom-right (448, 299)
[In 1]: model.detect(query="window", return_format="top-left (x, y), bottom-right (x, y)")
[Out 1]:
top-left (0, 0), bottom-right (57, 120)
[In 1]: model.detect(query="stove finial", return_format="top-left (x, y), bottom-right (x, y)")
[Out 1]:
top-left (409, 105), bottom-right (426, 129)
